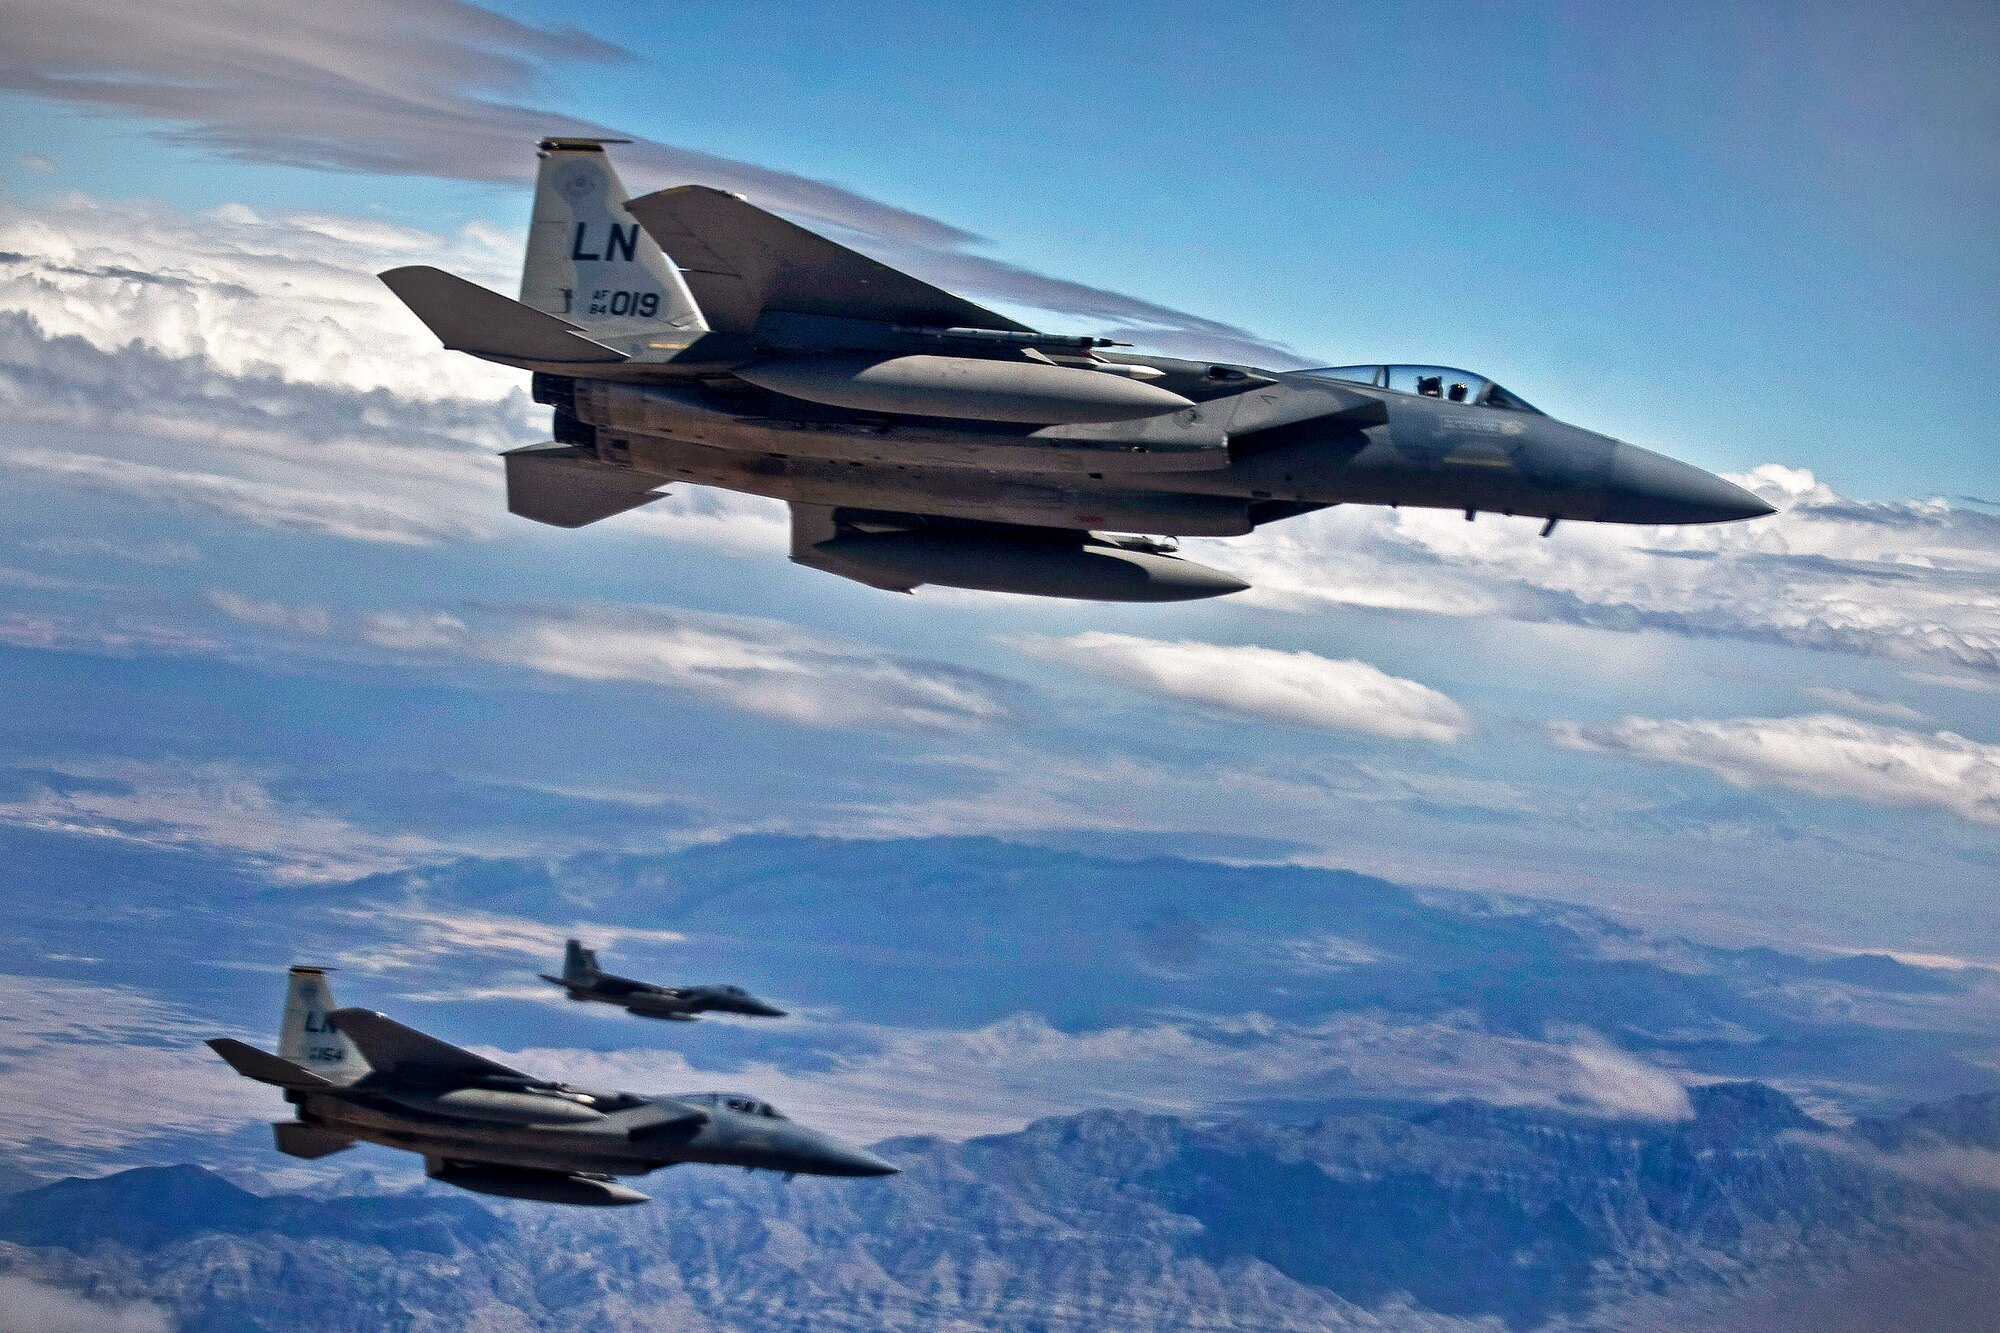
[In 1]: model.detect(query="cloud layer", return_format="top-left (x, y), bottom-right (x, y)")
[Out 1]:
top-left (1554, 711), bottom-right (2000, 826)
top-left (207, 592), bottom-right (1021, 734)
top-left (0, 973), bottom-right (258, 1165)
top-left (508, 1009), bottom-right (1691, 1146)
top-left (1204, 464), bottom-right (2000, 678)
top-left (1013, 631), bottom-right (1471, 743)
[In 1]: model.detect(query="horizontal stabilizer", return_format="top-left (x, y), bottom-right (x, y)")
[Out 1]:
top-left (504, 444), bottom-right (665, 528)
top-left (273, 1121), bottom-right (355, 1159)
top-left (207, 1038), bottom-right (336, 1091)
top-left (625, 186), bottom-right (1031, 335)
top-left (380, 267), bottom-right (627, 366)
top-left (327, 1008), bottom-right (532, 1086)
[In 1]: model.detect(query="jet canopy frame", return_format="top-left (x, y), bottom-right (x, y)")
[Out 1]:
top-left (1302, 364), bottom-right (1542, 413)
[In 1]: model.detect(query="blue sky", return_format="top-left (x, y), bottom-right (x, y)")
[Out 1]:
top-left (6, 0), bottom-right (1993, 498)
top-left (0, 0), bottom-right (1995, 1172)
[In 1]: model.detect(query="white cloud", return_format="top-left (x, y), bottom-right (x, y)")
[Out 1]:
top-left (0, 440), bottom-right (491, 547)
top-left (0, 193), bottom-right (518, 403)
top-left (206, 588), bottom-right (332, 636)
top-left (0, 761), bottom-right (441, 881)
top-left (1198, 464), bottom-right (2000, 676)
top-left (507, 1009), bottom-right (1690, 1145)
top-left (0, 973), bottom-right (261, 1164)
top-left (213, 593), bottom-right (1020, 734)
top-left (1552, 712), bottom-right (2000, 825)
top-left (0, 609), bottom-right (220, 658)
top-left (498, 604), bottom-right (1016, 732)
top-left (1011, 631), bottom-right (1471, 743)
top-left (334, 905), bottom-right (686, 973)
top-left (0, 1275), bottom-right (169, 1333)
top-left (21, 534), bottom-right (201, 566)
top-left (1801, 685), bottom-right (1929, 723)
top-left (14, 152), bottom-right (57, 173)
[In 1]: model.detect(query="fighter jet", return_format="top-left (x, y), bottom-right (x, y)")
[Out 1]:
top-left (379, 138), bottom-right (1774, 603)
top-left (540, 939), bottom-right (786, 1021)
top-left (207, 966), bottom-right (894, 1206)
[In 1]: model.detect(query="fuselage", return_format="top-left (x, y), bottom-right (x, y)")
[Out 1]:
top-left (287, 1083), bottom-right (892, 1179)
top-left (537, 352), bottom-right (1771, 539)
top-left (543, 970), bottom-right (786, 1018)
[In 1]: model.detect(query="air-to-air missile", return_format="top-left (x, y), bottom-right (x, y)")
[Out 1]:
top-left (540, 939), bottom-right (786, 1021)
top-left (379, 138), bottom-right (1774, 603)
top-left (208, 966), bottom-right (893, 1206)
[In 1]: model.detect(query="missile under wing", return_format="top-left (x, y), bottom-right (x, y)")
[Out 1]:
top-left (378, 139), bottom-right (1774, 602)
top-left (208, 966), bottom-right (889, 1205)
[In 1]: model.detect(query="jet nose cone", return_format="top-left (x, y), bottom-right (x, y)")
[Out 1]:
top-left (1603, 444), bottom-right (1775, 525)
top-left (815, 1143), bottom-right (899, 1177)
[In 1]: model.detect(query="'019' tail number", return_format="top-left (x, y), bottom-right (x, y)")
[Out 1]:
top-left (589, 289), bottom-right (659, 318)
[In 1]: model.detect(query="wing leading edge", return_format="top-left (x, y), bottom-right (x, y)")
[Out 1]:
top-left (327, 1009), bottom-right (534, 1085)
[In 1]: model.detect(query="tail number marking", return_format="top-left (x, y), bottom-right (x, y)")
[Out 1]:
top-left (587, 289), bottom-right (659, 318)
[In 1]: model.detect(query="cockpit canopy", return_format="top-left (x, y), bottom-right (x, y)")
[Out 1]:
top-left (689, 1091), bottom-right (787, 1119)
top-left (1301, 364), bottom-right (1540, 413)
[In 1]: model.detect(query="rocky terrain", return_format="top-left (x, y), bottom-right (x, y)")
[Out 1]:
top-left (4, 1084), bottom-right (1996, 1331)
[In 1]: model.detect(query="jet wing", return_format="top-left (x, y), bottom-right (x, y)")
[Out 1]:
top-left (624, 186), bottom-right (1032, 336)
top-left (327, 1009), bottom-right (533, 1085)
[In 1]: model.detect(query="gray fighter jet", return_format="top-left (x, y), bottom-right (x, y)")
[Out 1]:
top-left (207, 966), bottom-right (894, 1206)
top-left (379, 138), bottom-right (1774, 602)
top-left (540, 938), bottom-right (786, 1021)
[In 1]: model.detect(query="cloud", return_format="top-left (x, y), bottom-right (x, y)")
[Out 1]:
top-left (205, 589), bottom-right (331, 636)
top-left (0, 972), bottom-right (260, 1164)
top-left (0, 609), bottom-right (220, 658)
top-left (0, 1275), bottom-right (170, 1333)
top-left (334, 905), bottom-right (686, 974)
top-left (15, 152), bottom-right (57, 173)
top-left (1011, 631), bottom-right (1472, 742)
top-left (2, 444), bottom-right (488, 547)
top-left (506, 1009), bottom-right (1690, 1145)
top-left (0, 0), bottom-right (1289, 361)
top-left (1202, 464), bottom-right (2000, 676)
top-left (1552, 712), bottom-right (2000, 826)
top-left (1801, 685), bottom-right (1929, 723)
top-left (211, 592), bottom-right (1022, 733)
top-left (497, 605), bottom-right (1016, 732)
top-left (0, 760), bottom-right (442, 881)
top-left (21, 534), bottom-right (201, 566)
top-left (0, 199), bottom-right (806, 554)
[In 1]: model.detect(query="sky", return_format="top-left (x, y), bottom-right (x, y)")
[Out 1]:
top-left (0, 0), bottom-right (1995, 1171)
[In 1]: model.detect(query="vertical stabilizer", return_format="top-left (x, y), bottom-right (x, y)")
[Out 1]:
top-left (563, 939), bottom-right (601, 984)
top-left (522, 139), bottom-right (706, 338)
top-left (278, 966), bottom-right (369, 1084)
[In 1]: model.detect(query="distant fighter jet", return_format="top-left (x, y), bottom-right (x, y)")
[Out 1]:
top-left (540, 939), bottom-right (786, 1021)
top-left (208, 966), bottom-right (894, 1206)
top-left (378, 138), bottom-right (1775, 603)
